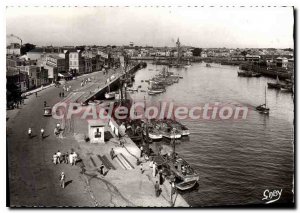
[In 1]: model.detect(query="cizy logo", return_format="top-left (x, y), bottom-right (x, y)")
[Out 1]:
top-left (262, 189), bottom-right (283, 204)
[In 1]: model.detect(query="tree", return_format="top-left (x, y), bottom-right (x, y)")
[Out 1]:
top-left (20, 43), bottom-right (36, 55)
top-left (241, 50), bottom-right (248, 56)
top-left (76, 46), bottom-right (86, 51)
top-left (192, 48), bottom-right (202, 56)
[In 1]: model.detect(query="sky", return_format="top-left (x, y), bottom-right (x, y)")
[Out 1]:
top-left (6, 6), bottom-right (294, 48)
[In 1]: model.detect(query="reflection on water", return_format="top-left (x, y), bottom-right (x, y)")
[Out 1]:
top-left (130, 62), bottom-right (294, 206)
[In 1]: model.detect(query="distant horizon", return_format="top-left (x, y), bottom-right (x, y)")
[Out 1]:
top-left (6, 7), bottom-right (294, 49)
top-left (8, 43), bottom-right (294, 50)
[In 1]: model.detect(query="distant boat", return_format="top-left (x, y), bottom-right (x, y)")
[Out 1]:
top-left (148, 89), bottom-right (164, 95)
top-left (238, 71), bottom-right (261, 77)
top-left (267, 76), bottom-right (282, 89)
top-left (280, 84), bottom-right (293, 93)
top-left (256, 86), bottom-right (270, 114)
top-left (184, 60), bottom-right (192, 68)
top-left (252, 72), bottom-right (262, 77)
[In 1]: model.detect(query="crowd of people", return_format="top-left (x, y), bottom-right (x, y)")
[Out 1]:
top-left (52, 150), bottom-right (78, 166)
top-left (80, 78), bottom-right (91, 87)
top-left (138, 144), bottom-right (177, 204)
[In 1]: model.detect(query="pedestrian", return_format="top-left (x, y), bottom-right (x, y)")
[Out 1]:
top-left (62, 92), bottom-right (64, 97)
top-left (40, 128), bottom-right (45, 140)
top-left (73, 152), bottom-right (78, 166)
top-left (99, 164), bottom-right (105, 176)
top-left (140, 163), bottom-right (144, 174)
top-left (65, 152), bottom-right (69, 164)
top-left (110, 148), bottom-right (115, 160)
top-left (149, 160), bottom-right (153, 168)
top-left (59, 172), bottom-right (65, 189)
top-left (182, 165), bottom-right (187, 176)
top-left (44, 101), bottom-right (47, 107)
top-left (28, 128), bottom-right (32, 138)
top-left (59, 92), bottom-right (61, 98)
top-left (152, 162), bottom-right (157, 177)
top-left (155, 181), bottom-right (160, 197)
top-left (53, 153), bottom-right (58, 164)
top-left (57, 150), bottom-right (62, 164)
top-left (54, 127), bottom-right (59, 136)
top-left (171, 181), bottom-right (176, 202)
top-left (140, 145), bottom-right (144, 158)
top-left (35, 92), bottom-right (37, 97)
top-left (159, 170), bottom-right (164, 185)
top-left (69, 152), bottom-right (73, 165)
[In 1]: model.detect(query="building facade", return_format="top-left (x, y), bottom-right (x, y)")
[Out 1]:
top-left (69, 50), bottom-right (85, 75)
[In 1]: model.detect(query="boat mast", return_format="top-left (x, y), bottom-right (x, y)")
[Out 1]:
top-left (265, 86), bottom-right (267, 107)
top-left (143, 96), bottom-right (150, 155)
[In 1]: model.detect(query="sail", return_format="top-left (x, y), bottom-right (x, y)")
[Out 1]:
top-left (276, 76), bottom-right (280, 84)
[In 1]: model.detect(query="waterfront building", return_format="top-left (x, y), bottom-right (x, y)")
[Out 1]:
top-left (276, 57), bottom-right (289, 68)
top-left (7, 43), bottom-right (21, 55)
top-left (245, 54), bottom-right (261, 62)
top-left (19, 65), bottom-right (42, 89)
top-left (69, 49), bottom-right (85, 75)
top-left (231, 55), bottom-right (245, 61)
top-left (46, 55), bottom-right (66, 73)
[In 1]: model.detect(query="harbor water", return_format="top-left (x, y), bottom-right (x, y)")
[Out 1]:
top-left (130, 62), bottom-right (294, 207)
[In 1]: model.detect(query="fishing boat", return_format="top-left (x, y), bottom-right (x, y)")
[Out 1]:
top-left (148, 89), bottom-right (165, 95)
top-left (184, 60), bottom-right (192, 68)
top-left (142, 126), bottom-right (162, 141)
top-left (154, 142), bottom-right (199, 190)
top-left (256, 86), bottom-right (270, 114)
top-left (280, 84), bottom-right (293, 93)
top-left (163, 154), bottom-right (199, 190)
top-left (252, 72), bottom-right (262, 77)
top-left (154, 120), bottom-right (182, 139)
top-left (164, 119), bottom-right (190, 136)
top-left (238, 71), bottom-right (261, 77)
top-left (267, 76), bottom-right (282, 89)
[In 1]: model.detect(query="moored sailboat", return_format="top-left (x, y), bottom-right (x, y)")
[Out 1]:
top-left (256, 86), bottom-right (270, 114)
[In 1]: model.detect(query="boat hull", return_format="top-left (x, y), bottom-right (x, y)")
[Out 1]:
top-left (162, 133), bottom-right (182, 139)
top-left (267, 83), bottom-right (281, 89)
top-left (176, 180), bottom-right (198, 191)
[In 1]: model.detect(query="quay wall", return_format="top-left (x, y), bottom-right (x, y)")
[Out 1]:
top-left (83, 62), bottom-right (146, 102)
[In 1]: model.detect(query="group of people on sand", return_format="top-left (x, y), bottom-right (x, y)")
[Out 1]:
top-left (53, 150), bottom-right (78, 166)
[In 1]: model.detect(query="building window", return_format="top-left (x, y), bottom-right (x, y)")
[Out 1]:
top-left (95, 128), bottom-right (101, 138)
